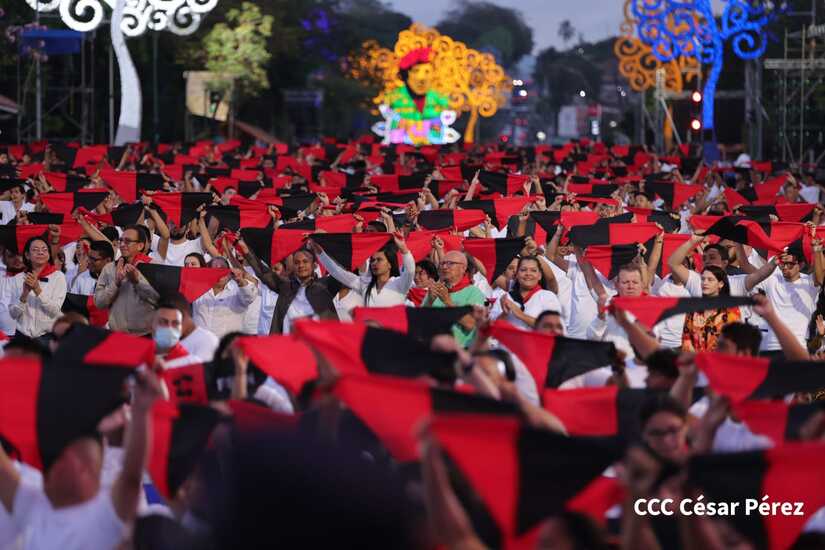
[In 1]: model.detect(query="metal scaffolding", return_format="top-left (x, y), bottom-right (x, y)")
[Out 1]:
top-left (764, 23), bottom-right (825, 167)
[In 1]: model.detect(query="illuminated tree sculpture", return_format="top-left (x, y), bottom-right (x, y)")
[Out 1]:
top-left (613, 0), bottom-right (699, 94)
top-left (349, 23), bottom-right (512, 145)
top-left (630, 0), bottom-right (777, 132)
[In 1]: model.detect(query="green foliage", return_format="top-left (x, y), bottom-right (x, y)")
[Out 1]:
top-left (532, 42), bottom-right (604, 121)
top-left (436, 0), bottom-right (533, 69)
top-left (201, 2), bottom-right (274, 98)
top-left (558, 20), bottom-right (575, 45)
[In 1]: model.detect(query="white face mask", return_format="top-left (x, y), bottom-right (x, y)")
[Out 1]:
top-left (153, 326), bottom-right (181, 350)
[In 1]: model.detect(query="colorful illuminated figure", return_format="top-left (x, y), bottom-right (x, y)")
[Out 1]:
top-left (373, 47), bottom-right (459, 145)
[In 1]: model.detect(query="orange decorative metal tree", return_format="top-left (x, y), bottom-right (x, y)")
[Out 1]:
top-left (348, 24), bottom-right (511, 145)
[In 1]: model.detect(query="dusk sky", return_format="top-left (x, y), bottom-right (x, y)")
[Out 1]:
top-left (387, 0), bottom-right (727, 54)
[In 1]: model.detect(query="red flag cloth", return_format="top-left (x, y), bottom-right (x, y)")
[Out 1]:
top-left (234, 335), bottom-right (317, 395)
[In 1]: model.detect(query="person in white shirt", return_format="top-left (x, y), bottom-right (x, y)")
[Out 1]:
top-left (583, 260), bottom-right (645, 359)
top-left (311, 233), bottom-right (414, 307)
top-left (0, 183), bottom-right (34, 225)
top-left (0, 370), bottom-right (164, 550)
top-left (490, 256), bottom-right (562, 330)
top-left (192, 258), bottom-right (258, 340)
top-left (158, 293), bottom-right (219, 362)
top-left (751, 252), bottom-right (818, 352)
top-left (144, 198), bottom-right (210, 267)
top-left (0, 249), bottom-right (26, 336)
top-left (9, 237), bottom-right (67, 340)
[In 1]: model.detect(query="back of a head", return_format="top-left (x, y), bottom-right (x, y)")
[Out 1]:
top-left (720, 322), bottom-right (762, 356)
top-left (158, 292), bottom-right (193, 318)
top-left (645, 349), bottom-right (679, 380)
top-left (203, 427), bottom-right (417, 549)
top-left (90, 240), bottom-right (115, 261)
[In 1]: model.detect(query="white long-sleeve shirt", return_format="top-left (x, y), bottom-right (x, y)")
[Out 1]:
top-left (9, 270), bottom-right (67, 337)
top-left (192, 280), bottom-right (258, 339)
top-left (317, 250), bottom-right (415, 307)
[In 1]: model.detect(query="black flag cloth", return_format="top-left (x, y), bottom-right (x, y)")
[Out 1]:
top-left (137, 264), bottom-right (230, 302)
top-left (352, 305), bottom-right (473, 342)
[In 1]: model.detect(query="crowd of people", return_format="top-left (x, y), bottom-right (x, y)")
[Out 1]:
top-left (0, 137), bottom-right (824, 549)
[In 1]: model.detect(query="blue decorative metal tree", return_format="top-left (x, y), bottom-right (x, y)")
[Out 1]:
top-left (631, 0), bottom-right (777, 133)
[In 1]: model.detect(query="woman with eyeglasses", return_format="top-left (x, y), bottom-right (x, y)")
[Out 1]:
top-left (489, 256), bottom-right (562, 330)
top-left (309, 232), bottom-right (415, 308)
top-left (8, 236), bottom-right (68, 342)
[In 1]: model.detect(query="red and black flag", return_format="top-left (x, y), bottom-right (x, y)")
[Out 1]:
top-left (25, 212), bottom-right (65, 225)
top-left (463, 237), bottom-right (525, 283)
top-left (628, 208), bottom-right (682, 234)
top-left (240, 227), bottom-right (307, 266)
top-left (80, 202), bottom-right (145, 228)
top-left (688, 442), bottom-right (825, 550)
top-left (149, 401), bottom-right (222, 499)
top-left (61, 292), bottom-right (109, 327)
top-left (280, 213), bottom-right (360, 233)
top-left (739, 203), bottom-right (816, 223)
top-left (583, 244), bottom-right (640, 279)
top-left (459, 197), bottom-right (532, 229)
top-left (206, 204), bottom-right (272, 231)
top-left (99, 170), bottom-right (165, 202)
top-left (0, 223), bottom-right (83, 253)
top-left (695, 353), bottom-right (825, 402)
top-left (39, 191), bottom-right (108, 217)
top-left (292, 320), bottom-right (457, 379)
top-left (701, 216), bottom-right (789, 253)
top-left (162, 363), bottom-right (211, 406)
top-left (43, 172), bottom-right (90, 192)
top-left (487, 321), bottom-right (618, 389)
top-left (234, 335), bottom-right (318, 395)
top-left (309, 232), bottom-right (392, 270)
top-left (567, 221), bottom-right (660, 248)
top-left (646, 181), bottom-right (702, 209)
top-left (657, 233), bottom-right (704, 278)
top-left (352, 305), bottom-right (473, 342)
top-left (477, 170), bottom-right (529, 195)
top-left (737, 175), bottom-right (787, 203)
top-left (151, 192), bottom-right (213, 227)
top-left (431, 415), bottom-right (624, 539)
top-left (333, 374), bottom-right (515, 461)
top-left (610, 295), bottom-right (756, 329)
top-left (369, 172), bottom-right (428, 193)
top-left (417, 209), bottom-right (487, 231)
top-left (566, 182), bottom-right (618, 197)
top-left (53, 324), bottom-right (156, 368)
top-left (0, 357), bottom-right (133, 470)
top-left (542, 386), bottom-right (659, 439)
top-left (732, 400), bottom-right (825, 444)
top-left (137, 264), bottom-right (231, 302)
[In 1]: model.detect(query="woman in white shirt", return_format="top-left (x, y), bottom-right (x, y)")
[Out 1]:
top-left (312, 233), bottom-right (415, 307)
top-left (490, 256), bottom-right (562, 330)
top-left (9, 236), bottom-right (67, 340)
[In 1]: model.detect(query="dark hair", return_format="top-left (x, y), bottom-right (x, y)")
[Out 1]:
top-left (365, 241), bottom-right (400, 306)
top-left (90, 240), bottom-right (115, 261)
top-left (416, 259), bottom-right (438, 281)
top-left (4, 333), bottom-right (51, 359)
top-left (509, 256), bottom-right (547, 306)
top-left (701, 264), bottom-right (730, 296)
top-left (101, 226), bottom-right (119, 243)
top-left (720, 322), bottom-right (762, 356)
top-left (185, 252), bottom-right (207, 267)
top-left (704, 243), bottom-right (729, 263)
top-left (123, 224), bottom-right (150, 253)
top-left (543, 511), bottom-right (610, 550)
top-left (535, 310), bottom-right (561, 326)
top-left (640, 393), bottom-right (687, 428)
top-left (644, 348), bottom-right (680, 379)
top-left (294, 248), bottom-right (316, 264)
top-left (156, 292), bottom-right (192, 318)
top-left (22, 236), bottom-right (53, 270)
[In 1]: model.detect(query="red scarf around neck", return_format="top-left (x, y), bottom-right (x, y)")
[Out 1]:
top-left (510, 284), bottom-right (542, 307)
top-left (407, 287), bottom-right (428, 306)
top-left (34, 264), bottom-right (58, 280)
top-left (447, 275), bottom-right (472, 294)
top-left (130, 253), bottom-right (153, 265)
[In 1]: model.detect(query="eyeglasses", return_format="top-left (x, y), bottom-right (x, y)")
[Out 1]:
top-left (440, 260), bottom-right (464, 268)
top-left (118, 237), bottom-right (141, 245)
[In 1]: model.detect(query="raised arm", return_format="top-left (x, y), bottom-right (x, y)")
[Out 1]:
top-left (646, 231), bottom-right (664, 284)
top-left (198, 209), bottom-right (221, 258)
top-left (752, 293), bottom-right (810, 360)
top-left (142, 198), bottom-right (170, 260)
top-left (0, 441), bottom-right (20, 514)
top-left (668, 234), bottom-right (703, 285)
top-left (112, 370), bottom-right (162, 522)
top-left (743, 256), bottom-right (777, 291)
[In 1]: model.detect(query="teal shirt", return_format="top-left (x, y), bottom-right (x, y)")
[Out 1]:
top-left (431, 285), bottom-right (486, 348)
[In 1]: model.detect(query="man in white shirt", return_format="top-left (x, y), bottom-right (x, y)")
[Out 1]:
top-left (164, 293), bottom-right (219, 362)
top-left (192, 259), bottom-right (258, 340)
top-left (753, 252), bottom-right (818, 353)
top-left (0, 370), bottom-right (163, 550)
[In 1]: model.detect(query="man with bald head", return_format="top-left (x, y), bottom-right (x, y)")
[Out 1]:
top-left (424, 250), bottom-right (486, 347)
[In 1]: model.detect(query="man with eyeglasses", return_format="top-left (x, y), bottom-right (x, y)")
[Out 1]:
top-left (423, 250), bottom-right (485, 348)
top-left (94, 225), bottom-right (159, 335)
